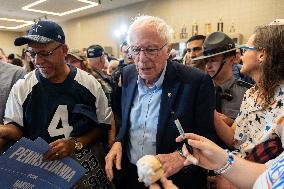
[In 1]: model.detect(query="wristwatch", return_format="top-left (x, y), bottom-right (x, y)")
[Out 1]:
top-left (71, 138), bottom-right (83, 151)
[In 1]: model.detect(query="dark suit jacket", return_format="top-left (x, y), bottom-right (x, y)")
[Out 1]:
top-left (117, 60), bottom-right (217, 189)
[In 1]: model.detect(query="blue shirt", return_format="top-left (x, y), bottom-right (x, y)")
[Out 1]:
top-left (232, 63), bottom-right (254, 84)
top-left (128, 63), bottom-right (167, 164)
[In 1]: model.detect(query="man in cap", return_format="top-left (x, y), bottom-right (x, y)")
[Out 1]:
top-left (192, 32), bottom-right (251, 189)
top-left (87, 44), bottom-right (112, 105)
top-left (87, 44), bottom-right (108, 73)
top-left (66, 48), bottom-right (86, 69)
top-left (67, 48), bottom-right (117, 149)
top-left (0, 20), bottom-right (113, 188)
top-left (193, 32), bottom-right (251, 121)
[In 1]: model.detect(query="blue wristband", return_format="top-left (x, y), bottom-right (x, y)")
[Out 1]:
top-left (214, 149), bottom-right (235, 174)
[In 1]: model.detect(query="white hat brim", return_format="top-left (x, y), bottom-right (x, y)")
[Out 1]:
top-left (192, 48), bottom-right (237, 61)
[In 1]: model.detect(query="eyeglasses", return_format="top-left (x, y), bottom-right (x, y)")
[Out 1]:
top-left (130, 43), bottom-right (167, 58)
top-left (26, 44), bottom-right (62, 59)
top-left (239, 45), bottom-right (257, 54)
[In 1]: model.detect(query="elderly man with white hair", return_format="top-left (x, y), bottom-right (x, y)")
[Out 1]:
top-left (105, 15), bottom-right (217, 189)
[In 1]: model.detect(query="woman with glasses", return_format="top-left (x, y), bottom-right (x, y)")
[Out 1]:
top-left (215, 24), bottom-right (284, 162)
top-left (151, 26), bottom-right (284, 189)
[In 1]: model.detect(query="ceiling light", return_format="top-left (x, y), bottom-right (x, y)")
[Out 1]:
top-left (0, 18), bottom-right (34, 30)
top-left (114, 24), bottom-right (128, 39)
top-left (114, 29), bottom-right (121, 38)
top-left (22, 0), bottom-right (98, 16)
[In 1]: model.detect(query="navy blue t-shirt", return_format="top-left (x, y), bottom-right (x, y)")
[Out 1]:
top-left (4, 66), bottom-right (111, 143)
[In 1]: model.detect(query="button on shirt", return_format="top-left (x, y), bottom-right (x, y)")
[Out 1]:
top-left (128, 64), bottom-right (167, 164)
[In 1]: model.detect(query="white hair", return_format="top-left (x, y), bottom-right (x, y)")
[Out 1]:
top-left (127, 15), bottom-right (173, 45)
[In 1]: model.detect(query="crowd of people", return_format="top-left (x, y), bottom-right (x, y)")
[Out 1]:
top-left (0, 14), bottom-right (283, 189)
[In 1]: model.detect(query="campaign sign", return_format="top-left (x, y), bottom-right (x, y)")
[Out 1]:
top-left (0, 137), bottom-right (86, 189)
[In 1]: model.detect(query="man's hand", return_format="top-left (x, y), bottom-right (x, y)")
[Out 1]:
top-left (43, 138), bottom-right (75, 161)
top-left (105, 142), bottom-right (122, 181)
top-left (156, 152), bottom-right (184, 178)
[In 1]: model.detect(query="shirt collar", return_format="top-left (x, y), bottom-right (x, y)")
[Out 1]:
top-left (218, 77), bottom-right (235, 90)
top-left (137, 62), bottom-right (167, 90)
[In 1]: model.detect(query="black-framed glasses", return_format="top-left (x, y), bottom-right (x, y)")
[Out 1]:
top-left (26, 44), bottom-right (62, 59)
top-left (239, 45), bottom-right (257, 54)
top-left (130, 43), bottom-right (167, 58)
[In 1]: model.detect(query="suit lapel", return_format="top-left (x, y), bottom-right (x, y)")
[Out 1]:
top-left (123, 73), bottom-right (137, 130)
top-left (156, 62), bottom-right (180, 152)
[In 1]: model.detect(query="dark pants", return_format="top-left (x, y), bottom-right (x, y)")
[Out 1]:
top-left (114, 158), bottom-right (147, 189)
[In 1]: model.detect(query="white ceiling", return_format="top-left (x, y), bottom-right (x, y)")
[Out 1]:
top-left (0, 0), bottom-right (145, 31)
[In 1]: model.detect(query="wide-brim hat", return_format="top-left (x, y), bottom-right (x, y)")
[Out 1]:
top-left (14, 20), bottom-right (65, 46)
top-left (192, 32), bottom-right (236, 61)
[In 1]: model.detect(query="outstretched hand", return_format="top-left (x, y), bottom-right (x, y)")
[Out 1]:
top-left (156, 152), bottom-right (184, 177)
top-left (176, 133), bottom-right (227, 171)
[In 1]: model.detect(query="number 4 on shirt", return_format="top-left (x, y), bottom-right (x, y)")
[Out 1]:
top-left (48, 105), bottom-right (73, 139)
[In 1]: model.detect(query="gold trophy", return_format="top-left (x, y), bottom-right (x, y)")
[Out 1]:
top-left (229, 22), bottom-right (236, 33)
top-left (205, 21), bottom-right (212, 35)
top-left (217, 17), bottom-right (224, 32)
top-left (192, 21), bottom-right (198, 36)
top-left (180, 24), bottom-right (188, 39)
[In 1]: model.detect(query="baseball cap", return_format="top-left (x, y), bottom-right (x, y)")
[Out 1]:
top-left (67, 49), bottom-right (86, 61)
top-left (87, 45), bottom-right (104, 58)
top-left (14, 20), bottom-right (65, 46)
